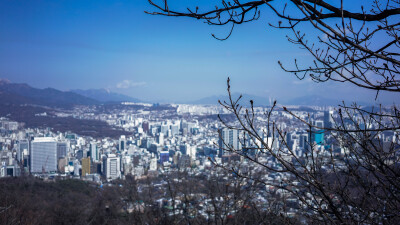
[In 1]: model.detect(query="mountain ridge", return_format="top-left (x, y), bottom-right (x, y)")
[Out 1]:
top-left (188, 93), bottom-right (367, 107)
top-left (71, 88), bottom-right (142, 103)
top-left (0, 81), bottom-right (98, 107)
top-left (0, 80), bottom-right (376, 107)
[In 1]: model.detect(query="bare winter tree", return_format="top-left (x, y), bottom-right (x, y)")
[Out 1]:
top-left (148, 0), bottom-right (400, 224)
top-left (147, 0), bottom-right (400, 93)
top-left (213, 81), bottom-right (400, 224)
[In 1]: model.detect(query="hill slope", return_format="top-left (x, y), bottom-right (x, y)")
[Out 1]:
top-left (0, 80), bottom-right (98, 107)
top-left (72, 88), bottom-right (142, 103)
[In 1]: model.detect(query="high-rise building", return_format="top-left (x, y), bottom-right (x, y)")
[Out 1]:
top-left (142, 121), bottom-right (149, 133)
top-left (103, 154), bottom-right (121, 181)
top-left (218, 128), bottom-right (242, 157)
top-left (119, 135), bottom-right (126, 151)
top-left (150, 127), bottom-right (158, 136)
top-left (90, 142), bottom-right (99, 162)
top-left (299, 133), bottom-right (309, 150)
top-left (157, 133), bottom-right (164, 145)
top-left (324, 110), bottom-right (334, 129)
top-left (76, 150), bottom-right (83, 160)
top-left (30, 137), bottom-right (57, 173)
top-left (81, 157), bottom-right (91, 177)
top-left (286, 133), bottom-right (293, 149)
top-left (314, 120), bottom-right (324, 128)
top-left (17, 139), bottom-right (29, 163)
top-left (160, 123), bottom-right (169, 136)
top-left (57, 142), bottom-right (67, 159)
top-left (170, 124), bottom-right (179, 136)
top-left (140, 137), bottom-right (155, 149)
top-left (179, 144), bottom-right (189, 155)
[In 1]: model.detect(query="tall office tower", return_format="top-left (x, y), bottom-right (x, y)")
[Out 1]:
top-left (90, 142), bottom-right (99, 162)
top-left (157, 133), bottom-right (164, 145)
top-left (140, 137), bottom-right (155, 149)
top-left (187, 122), bottom-right (196, 134)
top-left (170, 124), bottom-right (179, 136)
top-left (314, 120), bottom-right (324, 128)
top-left (286, 133), bottom-right (293, 149)
top-left (119, 135), bottom-right (126, 151)
top-left (30, 137), bottom-right (57, 173)
top-left (180, 120), bottom-right (186, 131)
top-left (324, 110), bottom-right (334, 129)
top-left (76, 150), bottom-right (84, 160)
top-left (17, 139), bottom-right (29, 162)
top-left (160, 123), bottom-right (169, 136)
top-left (103, 154), bottom-right (121, 181)
top-left (142, 121), bottom-right (149, 133)
top-left (299, 133), bottom-right (309, 150)
top-left (57, 142), bottom-right (67, 159)
top-left (179, 144), bottom-right (189, 155)
top-left (218, 128), bottom-right (242, 157)
top-left (81, 157), bottom-right (91, 177)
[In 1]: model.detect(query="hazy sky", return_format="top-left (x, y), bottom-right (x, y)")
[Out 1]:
top-left (0, 0), bottom-right (397, 104)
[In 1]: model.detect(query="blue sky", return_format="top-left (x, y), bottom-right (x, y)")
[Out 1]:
top-left (0, 0), bottom-right (397, 104)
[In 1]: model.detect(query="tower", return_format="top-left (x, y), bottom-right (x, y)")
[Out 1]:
top-left (324, 110), bottom-right (334, 129)
top-left (81, 157), bottom-right (91, 177)
top-left (90, 142), bottom-right (99, 162)
top-left (103, 154), bottom-right (121, 181)
top-left (30, 137), bottom-right (57, 173)
top-left (119, 135), bottom-right (126, 151)
top-left (57, 142), bottom-right (67, 159)
top-left (17, 139), bottom-right (29, 163)
top-left (218, 128), bottom-right (241, 157)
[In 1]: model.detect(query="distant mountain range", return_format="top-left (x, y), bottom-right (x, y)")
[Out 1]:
top-left (190, 93), bottom-right (271, 106)
top-left (0, 79), bottom-right (371, 108)
top-left (0, 79), bottom-right (143, 108)
top-left (189, 93), bottom-right (361, 107)
top-left (283, 95), bottom-right (363, 106)
top-left (0, 79), bottom-right (98, 107)
top-left (71, 89), bottom-right (142, 103)
top-left (286, 95), bottom-right (372, 106)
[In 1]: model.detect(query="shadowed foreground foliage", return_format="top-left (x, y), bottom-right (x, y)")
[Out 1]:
top-left (0, 175), bottom-right (298, 225)
top-left (0, 177), bottom-right (118, 225)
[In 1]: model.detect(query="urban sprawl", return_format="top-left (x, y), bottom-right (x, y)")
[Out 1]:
top-left (0, 103), bottom-right (397, 221)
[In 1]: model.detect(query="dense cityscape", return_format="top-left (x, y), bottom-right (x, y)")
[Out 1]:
top-left (1, 97), bottom-right (398, 223)
top-left (1, 0), bottom-right (399, 224)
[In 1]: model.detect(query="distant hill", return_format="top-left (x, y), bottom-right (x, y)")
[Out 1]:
top-left (0, 80), bottom-right (98, 107)
top-left (71, 89), bottom-right (142, 103)
top-left (190, 93), bottom-right (373, 107)
top-left (282, 95), bottom-right (369, 106)
top-left (190, 93), bottom-right (271, 106)
top-left (282, 95), bottom-right (340, 106)
top-left (0, 89), bottom-right (33, 105)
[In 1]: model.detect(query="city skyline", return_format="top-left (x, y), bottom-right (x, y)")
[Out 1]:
top-left (1, 1), bottom-right (399, 223)
top-left (0, 0), bottom-right (398, 104)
